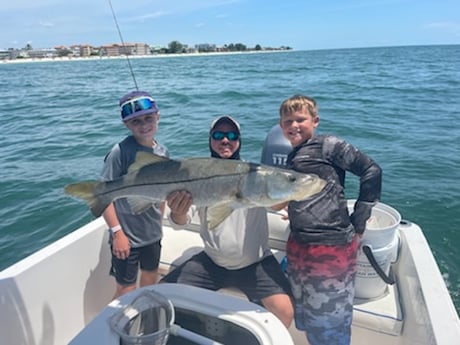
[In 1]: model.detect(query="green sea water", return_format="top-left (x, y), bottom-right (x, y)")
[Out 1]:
top-left (1, 45), bottom-right (459, 312)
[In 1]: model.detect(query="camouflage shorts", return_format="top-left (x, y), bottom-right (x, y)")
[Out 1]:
top-left (286, 235), bottom-right (358, 345)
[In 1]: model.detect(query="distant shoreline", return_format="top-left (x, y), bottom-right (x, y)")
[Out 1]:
top-left (0, 49), bottom-right (293, 65)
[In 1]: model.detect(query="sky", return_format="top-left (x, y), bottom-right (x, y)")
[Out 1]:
top-left (1, 0), bottom-right (459, 51)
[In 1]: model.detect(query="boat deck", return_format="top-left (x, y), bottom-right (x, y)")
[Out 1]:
top-left (159, 211), bottom-right (404, 345)
top-left (1, 212), bottom-right (459, 345)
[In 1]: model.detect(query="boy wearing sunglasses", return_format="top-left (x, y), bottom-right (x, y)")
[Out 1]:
top-left (162, 115), bottom-right (294, 328)
top-left (101, 90), bottom-right (169, 299)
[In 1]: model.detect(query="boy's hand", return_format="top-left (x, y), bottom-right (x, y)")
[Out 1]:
top-left (271, 201), bottom-right (288, 212)
top-left (112, 230), bottom-right (130, 259)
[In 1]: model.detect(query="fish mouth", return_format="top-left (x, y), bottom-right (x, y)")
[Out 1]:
top-left (292, 176), bottom-right (327, 201)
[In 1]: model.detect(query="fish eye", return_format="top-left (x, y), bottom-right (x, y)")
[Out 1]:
top-left (288, 175), bottom-right (297, 183)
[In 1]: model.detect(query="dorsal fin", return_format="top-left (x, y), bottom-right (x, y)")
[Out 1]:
top-left (128, 152), bottom-right (171, 173)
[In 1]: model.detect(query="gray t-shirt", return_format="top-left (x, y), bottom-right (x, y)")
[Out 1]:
top-left (101, 135), bottom-right (169, 247)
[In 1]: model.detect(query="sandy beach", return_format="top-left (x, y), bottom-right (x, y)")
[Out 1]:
top-left (1, 49), bottom-right (292, 64)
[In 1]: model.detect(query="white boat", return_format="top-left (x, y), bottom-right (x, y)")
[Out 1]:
top-left (1, 208), bottom-right (459, 345)
top-left (1, 127), bottom-right (460, 345)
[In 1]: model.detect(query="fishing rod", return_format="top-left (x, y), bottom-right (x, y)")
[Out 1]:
top-left (107, 0), bottom-right (139, 90)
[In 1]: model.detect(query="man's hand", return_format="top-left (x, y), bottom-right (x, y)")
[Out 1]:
top-left (167, 190), bottom-right (193, 225)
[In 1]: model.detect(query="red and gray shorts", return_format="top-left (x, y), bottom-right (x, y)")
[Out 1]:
top-left (286, 235), bottom-right (359, 345)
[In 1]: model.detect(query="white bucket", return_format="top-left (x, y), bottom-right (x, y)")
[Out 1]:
top-left (110, 290), bottom-right (175, 345)
top-left (349, 201), bottom-right (401, 300)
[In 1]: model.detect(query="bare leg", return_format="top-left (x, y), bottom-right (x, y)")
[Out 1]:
top-left (139, 268), bottom-right (160, 287)
top-left (113, 283), bottom-right (136, 299)
top-left (261, 293), bottom-right (294, 328)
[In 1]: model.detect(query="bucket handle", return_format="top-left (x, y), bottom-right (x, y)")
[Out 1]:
top-left (362, 245), bottom-right (395, 285)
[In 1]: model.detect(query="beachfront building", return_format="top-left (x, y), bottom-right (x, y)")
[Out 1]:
top-left (1, 41), bottom-right (292, 62)
top-left (130, 43), bottom-right (150, 55)
top-left (102, 44), bottom-right (120, 57)
top-left (28, 48), bottom-right (58, 58)
top-left (1, 47), bottom-right (59, 60)
top-left (0, 50), bottom-right (11, 60)
top-left (69, 45), bottom-right (82, 57)
top-left (0, 49), bottom-right (27, 60)
top-left (79, 45), bottom-right (93, 57)
top-left (101, 43), bottom-right (151, 56)
top-left (195, 43), bottom-right (217, 52)
top-left (150, 45), bottom-right (165, 54)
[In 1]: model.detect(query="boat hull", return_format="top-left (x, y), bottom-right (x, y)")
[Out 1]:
top-left (0, 210), bottom-right (459, 345)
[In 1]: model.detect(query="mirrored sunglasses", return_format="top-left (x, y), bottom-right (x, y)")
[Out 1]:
top-left (211, 131), bottom-right (239, 141)
top-left (120, 97), bottom-right (157, 119)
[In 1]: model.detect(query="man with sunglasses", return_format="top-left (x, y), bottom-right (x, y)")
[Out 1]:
top-left (101, 90), bottom-right (168, 299)
top-left (162, 115), bottom-right (294, 328)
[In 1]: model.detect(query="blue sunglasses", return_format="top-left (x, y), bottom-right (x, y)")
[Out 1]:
top-left (211, 131), bottom-right (239, 141)
top-left (120, 97), bottom-right (158, 119)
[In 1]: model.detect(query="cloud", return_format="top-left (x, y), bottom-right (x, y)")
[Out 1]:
top-left (195, 22), bottom-right (206, 28)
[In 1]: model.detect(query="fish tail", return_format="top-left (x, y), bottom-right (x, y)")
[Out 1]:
top-left (64, 181), bottom-right (108, 217)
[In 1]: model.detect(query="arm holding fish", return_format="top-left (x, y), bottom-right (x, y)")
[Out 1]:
top-left (100, 147), bottom-right (131, 259)
top-left (160, 201), bottom-right (166, 222)
top-left (270, 201), bottom-right (288, 211)
top-left (270, 202), bottom-right (289, 220)
top-left (166, 190), bottom-right (194, 227)
top-left (103, 203), bottom-right (130, 259)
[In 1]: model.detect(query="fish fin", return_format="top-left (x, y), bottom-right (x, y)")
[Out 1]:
top-left (127, 197), bottom-right (156, 214)
top-left (128, 152), bottom-right (171, 174)
top-left (207, 205), bottom-right (234, 230)
top-left (64, 181), bottom-right (109, 217)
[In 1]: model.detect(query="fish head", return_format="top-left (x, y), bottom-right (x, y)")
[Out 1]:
top-left (262, 167), bottom-right (326, 203)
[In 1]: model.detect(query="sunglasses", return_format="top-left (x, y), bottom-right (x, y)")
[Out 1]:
top-left (120, 97), bottom-right (158, 119)
top-left (211, 131), bottom-right (239, 141)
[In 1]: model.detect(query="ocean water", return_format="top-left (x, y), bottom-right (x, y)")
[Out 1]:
top-left (1, 45), bottom-right (459, 313)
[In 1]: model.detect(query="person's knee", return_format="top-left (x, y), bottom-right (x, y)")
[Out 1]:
top-left (262, 294), bottom-right (294, 328)
top-left (140, 269), bottom-right (159, 286)
top-left (114, 283), bottom-right (136, 299)
top-left (278, 303), bottom-right (294, 328)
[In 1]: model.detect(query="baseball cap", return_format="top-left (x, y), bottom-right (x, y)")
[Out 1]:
top-left (210, 115), bottom-right (241, 133)
top-left (119, 90), bottom-right (159, 122)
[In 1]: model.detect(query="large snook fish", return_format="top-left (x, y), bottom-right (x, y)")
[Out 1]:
top-left (65, 152), bottom-right (326, 229)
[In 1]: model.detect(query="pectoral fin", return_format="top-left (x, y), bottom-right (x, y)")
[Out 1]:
top-left (207, 205), bottom-right (234, 230)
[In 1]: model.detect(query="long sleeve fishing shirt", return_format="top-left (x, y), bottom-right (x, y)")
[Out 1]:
top-left (287, 134), bottom-right (382, 245)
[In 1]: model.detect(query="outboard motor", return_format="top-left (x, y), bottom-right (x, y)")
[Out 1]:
top-left (261, 125), bottom-right (292, 274)
top-left (261, 125), bottom-right (292, 167)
